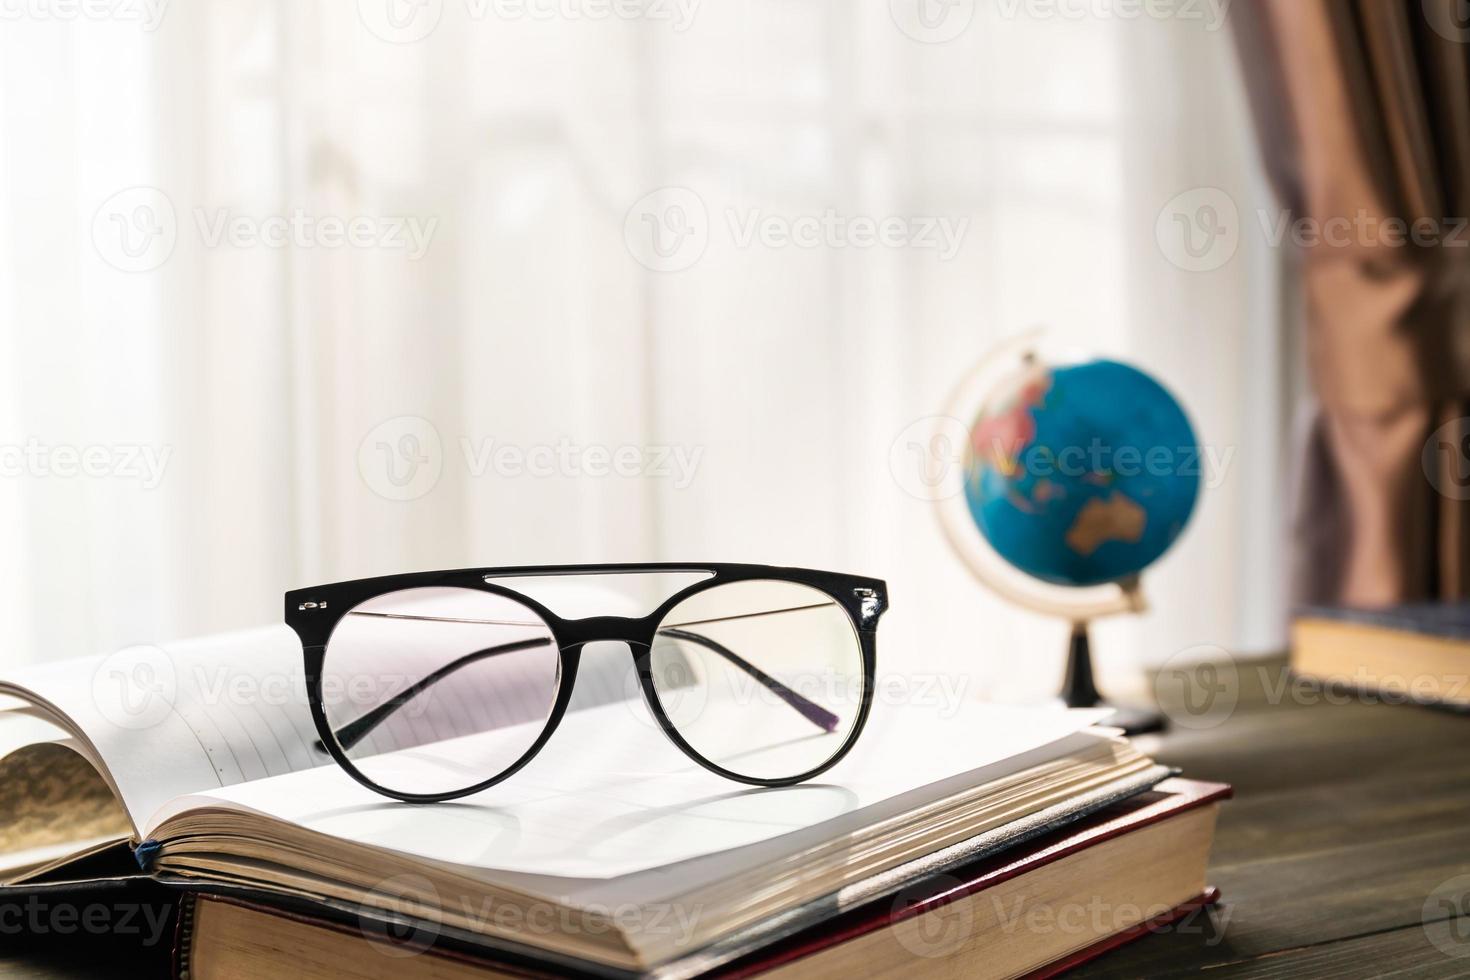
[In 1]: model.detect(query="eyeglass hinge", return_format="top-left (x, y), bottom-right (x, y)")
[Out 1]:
top-left (853, 588), bottom-right (883, 628)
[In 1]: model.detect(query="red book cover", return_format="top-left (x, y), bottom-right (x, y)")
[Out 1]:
top-left (715, 777), bottom-right (1232, 979)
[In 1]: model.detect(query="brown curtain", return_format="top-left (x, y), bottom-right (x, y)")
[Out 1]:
top-left (1234, 0), bottom-right (1470, 607)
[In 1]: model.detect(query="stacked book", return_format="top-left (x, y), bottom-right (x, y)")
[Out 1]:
top-left (0, 627), bottom-right (1228, 978)
top-left (1291, 603), bottom-right (1470, 710)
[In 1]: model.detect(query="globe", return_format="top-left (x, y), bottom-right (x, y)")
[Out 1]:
top-left (963, 358), bottom-right (1200, 588)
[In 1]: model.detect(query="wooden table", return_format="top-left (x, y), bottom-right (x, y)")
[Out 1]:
top-left (1080, 657), bottom-right (1470, 978)
top-left (7, 656), bottom-right (1469, 978)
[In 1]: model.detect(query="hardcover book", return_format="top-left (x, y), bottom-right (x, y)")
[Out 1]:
top-left (1291, 603), bottom-right (1470, 709)
top-left (176, 779), bottom-right (1229, 980)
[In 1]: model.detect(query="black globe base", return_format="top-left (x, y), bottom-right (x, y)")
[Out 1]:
top-left (1092, 703), bottom-right (1166, 736)
top-left (1061, 622), bottom-right (1167, 736)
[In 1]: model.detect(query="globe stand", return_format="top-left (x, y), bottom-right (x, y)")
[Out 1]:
top-left (1061, 622), bottom-right (1165, 735)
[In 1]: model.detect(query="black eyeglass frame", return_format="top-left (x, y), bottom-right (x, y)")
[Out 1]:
top-left (285, 563), bottom-right (889, 803)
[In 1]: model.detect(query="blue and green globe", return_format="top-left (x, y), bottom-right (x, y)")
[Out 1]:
top-left (964, 359), bottom-right (1200, 587)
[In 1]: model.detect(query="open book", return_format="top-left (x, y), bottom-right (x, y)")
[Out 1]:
top-left (0, 626), bottom-right (1171, 976)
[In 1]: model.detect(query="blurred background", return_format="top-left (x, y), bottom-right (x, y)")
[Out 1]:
top-left (0, 0), bottom-right (1291, 700)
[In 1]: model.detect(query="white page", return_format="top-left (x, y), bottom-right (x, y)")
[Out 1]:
top-left (0, 626), bottom-right (323, 831)
top-left (0, 603), bottom-right (672, 836)
top-left (149, 698), bottom-right (1109, 880)
top-left (0, 710), bottom-right (68, 760)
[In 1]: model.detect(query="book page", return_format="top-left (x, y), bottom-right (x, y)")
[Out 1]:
top-left (0, 709), bottom-right (68, 760)
top-left (0, 626), bottom-right (322, 833)
top-left (0, 614), bottom-right (663, 836)
top-left (0, 741), bottom-right (132, 878)
top-left (149, 699), bottom-right (1110, 879)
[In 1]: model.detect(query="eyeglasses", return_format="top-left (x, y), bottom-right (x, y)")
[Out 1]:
top-left (285, 564), bottom-right (888, 803)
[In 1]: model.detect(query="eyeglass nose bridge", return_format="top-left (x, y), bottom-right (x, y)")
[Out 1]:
top-left (557, 614), bottom-right (655, 649)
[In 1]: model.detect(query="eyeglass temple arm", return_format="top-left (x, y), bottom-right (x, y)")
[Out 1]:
top-left (322, 637), bottom-right (552, 752)
top-left (655, 628), bottom-right (839, 733)
top-left (319, 628), bottom-right (838, 753)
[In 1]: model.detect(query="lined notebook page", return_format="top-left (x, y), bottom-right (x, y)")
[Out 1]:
top-left (0, 623), bottom-right (649, 834)
top-left (0, 627), bottom-right (320, 830)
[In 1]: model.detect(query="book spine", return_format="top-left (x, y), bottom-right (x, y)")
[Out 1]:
top-left (172, 892), bottom-right (197, 980)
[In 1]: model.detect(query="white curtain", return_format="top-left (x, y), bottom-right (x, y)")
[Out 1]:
top-left (0, 1), bottom-right (1285, 703)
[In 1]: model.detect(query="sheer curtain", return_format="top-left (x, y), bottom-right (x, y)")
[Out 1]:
top-left (0, 2), bottom-right (1284, 702)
